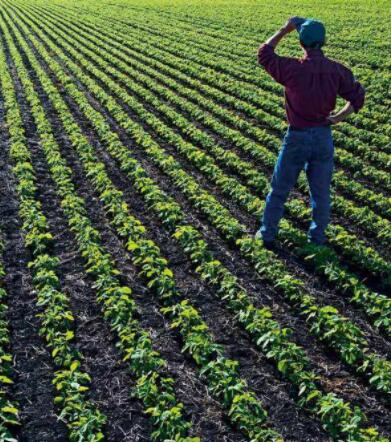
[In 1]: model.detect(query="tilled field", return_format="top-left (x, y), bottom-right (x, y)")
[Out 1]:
top-left (0, 0), bottom-right (390, 440)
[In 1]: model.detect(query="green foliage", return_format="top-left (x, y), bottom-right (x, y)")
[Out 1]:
top-left (2, 1), bottom-right (390, 440)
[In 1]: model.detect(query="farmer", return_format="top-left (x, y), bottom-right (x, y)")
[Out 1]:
top-left (256, 17), bottom-right (365, 248)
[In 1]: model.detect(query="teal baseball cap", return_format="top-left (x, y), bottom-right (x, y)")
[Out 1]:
top-left (298, 19), bottom-right (326, 47)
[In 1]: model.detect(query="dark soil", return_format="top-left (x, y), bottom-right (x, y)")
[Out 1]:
top-left (0, 67), bottom-right (68, 442)
top-left (0, 18), bottom-right (154, 442)
top-left (1, 2), bottom-right (390, 441)
top-left (10, 7), bottom-right (386, 438)
top-left (2, 10), bottom-right (255, 441)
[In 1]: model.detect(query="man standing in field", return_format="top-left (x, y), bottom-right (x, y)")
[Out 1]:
top-left (256, 17), bottom-right (365, 248)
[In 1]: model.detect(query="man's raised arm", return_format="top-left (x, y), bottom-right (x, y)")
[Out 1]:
top-left (257, 17), bottom-right (303, 85)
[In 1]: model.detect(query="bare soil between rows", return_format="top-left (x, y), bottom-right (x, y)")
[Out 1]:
top-left (2, 3), bottom-right (391, 441)
top-left (2, 11), bottom-right (255, 441)
top-left (0, 52), bottom-right (69, 441)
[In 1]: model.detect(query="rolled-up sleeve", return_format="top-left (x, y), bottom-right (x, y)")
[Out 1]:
top-left (338, 67), bottom-right (365, 112)
top-left (258, 44), bottom-right (296, 86)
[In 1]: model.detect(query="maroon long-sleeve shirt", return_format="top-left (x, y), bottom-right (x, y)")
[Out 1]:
top-left (258, 44), bottom-right (365, 128)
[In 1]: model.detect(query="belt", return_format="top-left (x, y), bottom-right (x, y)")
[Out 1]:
top-left (289, 126), bottom-right (307, 131)
top-left (289, 124), bottom-right (331, 131)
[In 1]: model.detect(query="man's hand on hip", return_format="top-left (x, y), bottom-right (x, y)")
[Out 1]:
top-left (327, 102), bottom-right (355, 125)
top-left (327, 114), bottom-right (343, 125)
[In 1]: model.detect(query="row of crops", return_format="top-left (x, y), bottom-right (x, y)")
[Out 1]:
top-left (0, 0), bottom-right (389, 440)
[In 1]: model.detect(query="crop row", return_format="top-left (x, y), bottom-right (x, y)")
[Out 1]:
top-left (5, 5), bottom-right (390, 440)
top-left (0, 13), bottom-right (205, 442)
top-left (19, 0), bottom-right (391, 345)
top-left (10, 2), bottom-right (391, 399)
top-left (0, 232), bottom-right (19, 438)
top-left (0, 36), bottom-right (107, 441)
top-left (33, 3), bottom-right (391, 227)
top-left (1, 9), bottom-right (290, 441)
top-left (60, 2), bottom-right (391, 151)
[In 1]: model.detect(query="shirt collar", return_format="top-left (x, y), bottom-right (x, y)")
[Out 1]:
top-left (303, 48), bottom-right (324, 59)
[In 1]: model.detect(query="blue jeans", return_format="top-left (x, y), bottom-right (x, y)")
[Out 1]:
top-left (260, 125), bottom-right (334, 244)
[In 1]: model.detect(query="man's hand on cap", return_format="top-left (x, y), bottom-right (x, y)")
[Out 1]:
top-left (283, 16), bottom-right (306, 33)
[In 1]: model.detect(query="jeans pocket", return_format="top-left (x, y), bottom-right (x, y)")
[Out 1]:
top-left (284, 130), bottom-right (304, 148)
